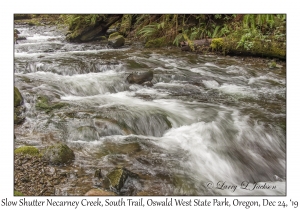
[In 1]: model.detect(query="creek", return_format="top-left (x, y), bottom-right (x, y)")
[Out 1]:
top-left (14, 24), bottom-right (286, 195)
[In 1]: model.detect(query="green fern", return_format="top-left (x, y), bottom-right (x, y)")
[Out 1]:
top-left (137, 23), bottom-right (161, 38)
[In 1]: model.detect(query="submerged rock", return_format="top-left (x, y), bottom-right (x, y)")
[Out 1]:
top-left (126, 70), bottom-right (154, 85)
top-left (42, 143), bottom-right (75, 165)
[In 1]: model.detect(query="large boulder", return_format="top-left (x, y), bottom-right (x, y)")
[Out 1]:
top-left (42, 143), bottom-right (75, 165)
top-left (108, 34), bottom-right (125, 48)
top-left (66, 15), bottom-right (123, 43)
top-left (126, 70), bottom-right (154, 85)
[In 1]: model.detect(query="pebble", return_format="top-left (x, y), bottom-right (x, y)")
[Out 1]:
top-left (14, 154), bottom-right (95, 195)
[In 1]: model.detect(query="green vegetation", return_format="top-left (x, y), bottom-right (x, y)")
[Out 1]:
top-left (211, 38), bottom-right (224, 51)
top-left (14, 146), bottom-right (40, 156)
top-left (60, 15), bottom-right (105, 31)
top-left (56, 14), bottom-right (286, 59)
top-left (36, 95), bottom-right (67, 113)
top-left (14, 190), bottom-right (24, 196)
top-left (14, 87), bottom-right (23, 107)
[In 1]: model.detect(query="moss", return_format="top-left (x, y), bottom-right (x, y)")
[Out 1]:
top-left (108, 35), bottom-right (125, 48)
top-left (223, 37), bottom-right (286, 60)
top-left (268, 61), bottom-right (277, 68)
top-left (14, 146), bottom-right (40, 157)
top-left (108, 168), bottom-right (123, 187)
top-left (145, 37), bottom-right (168, 48)
top-left (28, 19), bottom-right (42, 26)
top-left (36, 95), bottom-right (67, 113)
top-left (14, 111), bottom-right (25, 125)
top-left (104, 167), bottom-right (128, 191)
top-left (109, 32), bottom-right (120, 39)
top-left (14, 190), bottom-right (24, 196)
top-left (14, 87), bottom-right (23, 107)
top-left (210, 38), bottom-right (224, 51)
top-left (96, 36), bottom-right (107, 41)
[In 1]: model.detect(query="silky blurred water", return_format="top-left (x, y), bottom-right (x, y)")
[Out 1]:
top-left (14, 25), bottom-right (286, 195)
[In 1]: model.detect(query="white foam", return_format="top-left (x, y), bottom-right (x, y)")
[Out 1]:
top-left (203, 80), bottom-right (220, 89)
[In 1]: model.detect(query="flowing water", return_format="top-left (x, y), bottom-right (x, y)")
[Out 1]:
top-left (14, 25), bottom-right (286, 195)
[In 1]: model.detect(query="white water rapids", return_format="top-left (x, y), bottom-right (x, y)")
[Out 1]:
top-left (14, 25), bottom-right (286, 195)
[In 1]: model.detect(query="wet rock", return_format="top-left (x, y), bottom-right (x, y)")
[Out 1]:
top-left (94, 169), bottom-right (102, 179)
top-left (108, 33), bottom-right (125, 48)
top-left (14, 87), bottom-right (23, 107)
top-left (103, 167), bottom-right (138, 192)
top-left (106, 28), bottom-right (119, 36)
top-left (80, 25), bottom-right (105, 42)
top-left (17, 36), bottom-right (27, 41)
top-left (14, 107), bottom-right (25, 124)
top-left (142, 81), bottom-right (153, 87)
top-left (66, 15), bottom-right (122, 43)
top-left (42, 143), bottom-right (75, 165)
top-left (14, 29), bottom-right (21, 34)
top-left (103, 167), bottom-right (127, 191)
top-left (126, 70), bottom-right (154, 85)
top-left (268, 61), bottom-right (277, 69)
top-left (35, 95), bottom-right (67, 113)
top-left (85, 188), bottom-right (116, 196)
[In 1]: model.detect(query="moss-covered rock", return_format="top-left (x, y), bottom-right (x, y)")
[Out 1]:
top-left (95, 36), bottom-right (107, 41)
top-left (14, 87), bottom-right (23, 107)
top-left (108, 32), bottom-right (120, 38)
top-left (14, 88), bottom-right (25, 124)
top-left (104, 167), bottom-right (126, 191)
top-left (36, 95), bottom-right (67, 113)
top-left (108, 35), bottom-right (125, 48)
top-left (42, 143), bottom-right (75, 165)
top-left (14, 106), bottom-right (25, 125)
top-left (145, 37), bottom-right (168, 48)
top-left (14, 146), bottom-right (40, 157)
top-left (268, 61), bottom-right (277, 69)
top-left (103, 167), bottom-right (139, 193)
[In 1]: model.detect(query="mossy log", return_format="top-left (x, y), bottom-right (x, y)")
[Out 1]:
top-left (181, 37), bottom-right (285, 60)
top-left (180, 38), bottom-right (212, 51)
top-left (222, 37), bottom-right (286, 60)
top-left (209, 37), bottom-right (286, 60)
